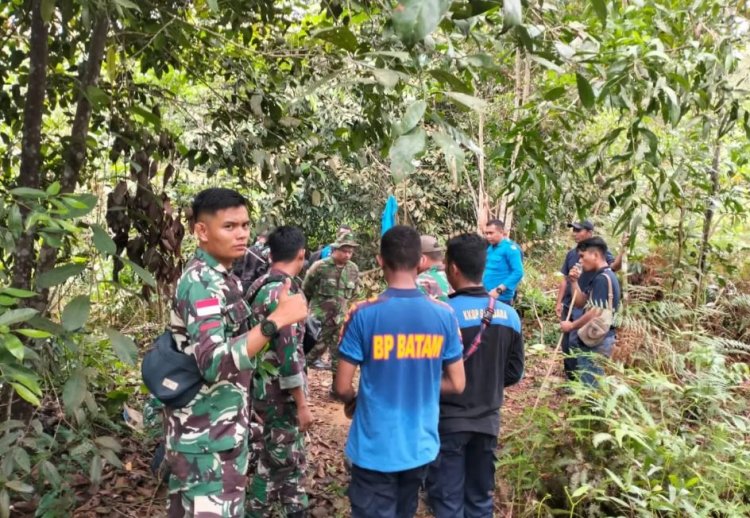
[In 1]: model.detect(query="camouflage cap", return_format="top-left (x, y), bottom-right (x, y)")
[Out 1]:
top-left (331, 236), bottom-right (358, 249)
top-left (420, 235), bottom-right (443, 253)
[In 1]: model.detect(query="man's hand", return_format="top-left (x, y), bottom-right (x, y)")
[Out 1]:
top-left (568, 264), bottom-right (582, 283)
top-left (489, 288), bottom-right (498, 298)
top-left (555, 302), bottom-right (563, 319)
top-left (560, 321), bottom-right (575, 333)
top-left (269, 279), bottom-right (308, 328)
top-left (297, 404), bottom-right (313, 432)
top-left (344, 396), bottom-right (356, 419)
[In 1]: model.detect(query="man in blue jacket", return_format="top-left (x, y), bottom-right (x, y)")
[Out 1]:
top-left (482, 219), bottom-right (524, 304)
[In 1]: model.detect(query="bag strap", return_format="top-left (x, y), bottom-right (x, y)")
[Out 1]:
top-left (245, 273), bottom-right (287, 307)
top-left (463, 296), bottom-right (496, 360)
top-left (604, 271), bottom-right (613, 309)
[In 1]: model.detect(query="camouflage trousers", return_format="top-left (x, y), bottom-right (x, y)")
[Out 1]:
top-left (306, 315), bottom-right (344, 378)
top-left (246, 399), bottom-right (307, 517)
top-left (166, 443), bottom-right (248, 518)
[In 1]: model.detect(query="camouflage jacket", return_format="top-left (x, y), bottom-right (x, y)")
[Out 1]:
top-left (165, 248), bottom-right (256, 454)
top-left (247, 269), bottom-right (307, 403)
top-left (417, 264), bottom-right (452, 303)
top-left (302, 258), bottom-right (359, 318)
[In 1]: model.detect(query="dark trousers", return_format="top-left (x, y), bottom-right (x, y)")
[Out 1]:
top-left (561, 304), bottom-right (577, 380)
top-left (425, 432), bottom-right (497, 518)
top-left (348, 463), bottom-right (428, 518)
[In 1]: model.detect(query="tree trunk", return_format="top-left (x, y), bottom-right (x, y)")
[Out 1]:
top-left (11, 0), bottom-right (49, 292)
top-left (694, 141), bottom-right (721, 303)
top-left (36, 13), bottom-right (110, 297)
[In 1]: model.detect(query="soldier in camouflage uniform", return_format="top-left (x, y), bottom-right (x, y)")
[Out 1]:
top-left (417, 235), bottom-right (452, 303)
top-left (164, 188), bottom-right (307, 518)
top-left (245, 226), bottom-right (312, 518)
top-left (303, 236), bottom-right (360, 383)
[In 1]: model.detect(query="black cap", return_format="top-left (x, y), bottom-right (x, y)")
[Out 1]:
top-left (577, 236), bottom-right (608, 254)
top-left (567, 220), bottom-right (594, 231)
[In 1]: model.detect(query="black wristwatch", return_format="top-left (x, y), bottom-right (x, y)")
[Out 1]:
top-left (260, 318), bottom-right (278, 338)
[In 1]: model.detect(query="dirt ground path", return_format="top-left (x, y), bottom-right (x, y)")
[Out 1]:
top-left (58, 350), bottom-right (561, 518)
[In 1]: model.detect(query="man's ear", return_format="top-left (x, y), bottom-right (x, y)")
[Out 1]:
top-left (297, 249), bottom-right (306, 261)
top-left (194, 221), bottom-right (209, 244)
top-left (376, 254), bottom-right (383, 268)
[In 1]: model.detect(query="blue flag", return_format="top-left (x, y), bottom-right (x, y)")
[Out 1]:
top-left (381, 195), bottom-right (398, 236)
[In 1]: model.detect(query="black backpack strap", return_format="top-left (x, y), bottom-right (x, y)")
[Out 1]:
top-left (245, 273), bottom-right (287, 307)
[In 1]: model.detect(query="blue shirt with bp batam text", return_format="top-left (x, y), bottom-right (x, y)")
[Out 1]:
top-left (338, 288), bottom-right (463, 472)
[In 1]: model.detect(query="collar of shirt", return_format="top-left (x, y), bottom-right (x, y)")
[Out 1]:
top-left (428, 264), bottom-right (445, 273)
top-left (384, 287), bottom-right (423, 298)
top-left (195, 248), bottom-right (229, 274)
top-left (449, 285), bottom-right (488, 298)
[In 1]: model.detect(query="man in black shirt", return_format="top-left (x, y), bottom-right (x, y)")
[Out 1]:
top-left (426, 233), bottom-right (525, 518)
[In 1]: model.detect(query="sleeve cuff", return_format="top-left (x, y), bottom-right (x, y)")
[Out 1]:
top-left (443, 353), bottom-right (462, 366)
top-left (339, 352), bottom-right (362, 366)
top-left (229, 333), bottom-right (256, 371)
top-left (279, 372), bottom-right (304, 390)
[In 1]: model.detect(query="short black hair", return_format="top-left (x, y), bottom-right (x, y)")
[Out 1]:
top-left (268, 226), bottom-right (306, 263)
top-left (192, 188), bottom-right (247, 221)
top-left (487, 219), bottom-right (505, 230)
top-left (577, 236), bottom-right (608, 256)
top-left (446, 233), bottom-right (487, 283)
top-left (380, 225), bottom-right (421, 271)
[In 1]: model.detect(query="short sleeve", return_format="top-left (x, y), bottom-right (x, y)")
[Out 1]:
top-left (605, 250), bottom-right (615, 265)
top-left (561, 251), bottom-right (575, 276)
top-left (589, 274), bottom-right (611, 307)
top-left (338, 306), bottom-right (365, 365)
top-left (442, 313), bottom-right (463, 364)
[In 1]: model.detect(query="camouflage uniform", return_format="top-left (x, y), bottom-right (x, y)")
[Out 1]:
top-left (417, 264), bottom-right (452, 303)
top-left (302, 257), bottom-right (359, 376)
top-left (165, 248), bottom-right (257, 518)
top-left (246, 270), bottom-right (309, 517)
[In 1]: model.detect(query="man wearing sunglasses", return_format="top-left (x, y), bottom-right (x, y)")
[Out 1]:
top-left (556, 220), bottom-right (623, 381)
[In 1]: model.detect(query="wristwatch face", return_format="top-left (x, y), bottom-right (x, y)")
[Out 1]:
top-left (260, 319), bottom-right (278, 337)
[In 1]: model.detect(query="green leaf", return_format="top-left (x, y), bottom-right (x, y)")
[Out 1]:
top-left (590, 0), bottom-right (607, 25)
top-left (2, 334), bottom-right (24, 360)
top-left (122, 259), bottom-right (157, 288)
top-left (571, 484), bottom-right (591, 499)
top-left (10, 187), bottom-right (48, 198)
top-left (36, 263), bottom-right (85, 289)
top-left (529, 55), bottom-right (563, 74)
top-left (0, 308), bottom-right (38, 326)
top-left (114, 0), bottom-right (140, 9)
top-left (372, 69), bottom-right (399, 89)
top-left (13, 448), bottom-right (30, 473)
top-left (89, 455), bottom-right (103, 485)
top-left (40, 461), bottom-right (61, 487)
top-left (501, 0), bottom-right (523, 33)
top-left (14, 329), bottom-right (52, 339)
top-left (105, 328), bottom-right (138, 366)
top-left (543, 86), bottom-right (566, 101)
top-left (60, 193), bottom-right (97, 218)
top-left (433, 131), bottom-right (465, 182)
top-left (396, 100), bottom-right (427, 136)
top-left (444, 91), bottom-right (488, 112)
top-left (311, 190), bottom-right (322, 207)
top-left (91, 224), bottom-right (116, 255)
top-left (130, 106), bottom-right (161, 129)
top-left (62, 369), bottom-right (86, 414)
top-left (389, 128), bottom-right (426, 182)
top-left (61, 295), bottom-right (91, 331)
top-left (85, 86), bottom-right (108, 107)
top-left (315, 27), bottom-right (358, 53)
top-left (46, 181), bottom-right (61, 196)
top-left (41, 0), bottom-right (56, 23)
top-left (393, 0), bottom-right (451, 47)
top-left (576, 73), bottom-right (596, 109)
top-left (208, 0), bottom-right (219, 12)
top-left (94, 436), bottom-right (122, 453)
top-left (429, 70), bottom-right (472, 94)
top-left (4, 481), bottom-right (34, 494)
top-left (9, 383), bottom-right (40, 406)
top-left (0, 488), bottom-right (8, 518)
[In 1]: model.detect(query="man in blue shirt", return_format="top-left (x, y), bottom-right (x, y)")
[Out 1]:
top-left (482, 219), bottom-right (524, 304)
top-left (555, 220), bottom-right (623, 380)
top-left (426, 233), bottom-right (524, 518)
top-left (334, 225), bottom-right (466, 518)
top-left (561, 237), bottom-right (621, 387)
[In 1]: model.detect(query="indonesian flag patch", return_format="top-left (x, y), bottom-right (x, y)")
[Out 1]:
top-left (195, 297), bottom-right (221, 317)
